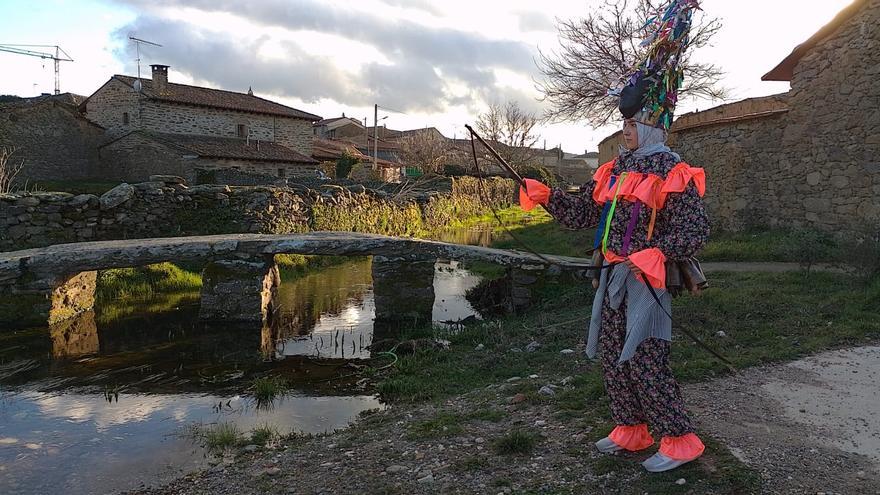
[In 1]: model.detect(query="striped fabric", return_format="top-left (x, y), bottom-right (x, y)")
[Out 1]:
top-left (587, 261), bottom-right (672, 363)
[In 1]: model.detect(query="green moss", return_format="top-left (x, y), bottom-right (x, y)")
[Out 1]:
top-left (492, 430), bottom-right (539, 455)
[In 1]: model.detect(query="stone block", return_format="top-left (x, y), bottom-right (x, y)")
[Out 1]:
top-left (372, 256), bottom-right (435, 327)
top-left (199, 257), bottom-right (279, 322)
top-left (48, 271), bottom-right (97, 325)
top-left (100, 183), bottom-right (134, 210)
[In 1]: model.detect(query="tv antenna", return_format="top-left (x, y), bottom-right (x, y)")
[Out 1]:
top-left (129, 36), bottom-right (162, 82)
top-left (0, 44), bottom-right (73, 95)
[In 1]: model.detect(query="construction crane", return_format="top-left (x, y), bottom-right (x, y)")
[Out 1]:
top-left (0, 44), bottom-right (73, 95)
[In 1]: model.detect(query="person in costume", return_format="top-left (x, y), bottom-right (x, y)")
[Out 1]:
top-left (520, 0), bottom-right (709, 472)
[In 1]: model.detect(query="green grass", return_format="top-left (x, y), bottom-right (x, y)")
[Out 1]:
top-left (406, 412), bottom-right (465, 439)
top-left (96, 262), bottom-right (202, 302)
top-left (251, 375), bottom-right (289, 409)
top-left (201, 422), bottom-right (245, 453)
top-left (492, 430), bottom-right (539, 455)
top-left (249, 424), bottom-right (280, 446)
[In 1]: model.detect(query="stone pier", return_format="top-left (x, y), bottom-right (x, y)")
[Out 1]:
top-left (48, 271), bottom-right (97, 325)
top-left (371, 255), bottom-right (436, 328)
top-left (199, 257), bottom-right (280, 322)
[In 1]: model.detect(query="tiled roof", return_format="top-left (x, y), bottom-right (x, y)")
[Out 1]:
top-left (113, 75), bottom-right (322, 121)
top-left (111, 131), bottom-right (318, 164)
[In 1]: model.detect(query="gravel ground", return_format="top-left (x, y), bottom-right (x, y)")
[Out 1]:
top-left (125, 383), bottom-right (622, 494)
top-left (126, 346), bottom-right (880, 495)
top-left (686, 346), bottom-right (880, 495)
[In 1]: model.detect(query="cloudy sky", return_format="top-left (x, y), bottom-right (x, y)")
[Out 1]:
top-left (0, 0), bottom-right (855, 152)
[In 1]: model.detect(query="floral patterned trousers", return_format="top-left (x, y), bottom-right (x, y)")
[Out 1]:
top-left (598, 294), bottom-right (694, 438)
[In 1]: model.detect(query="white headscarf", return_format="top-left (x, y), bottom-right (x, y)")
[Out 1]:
top-left (619, 121), bottom-right (681, 161)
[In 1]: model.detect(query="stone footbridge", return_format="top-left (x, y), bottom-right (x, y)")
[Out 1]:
top-left (0, 232), bottom-right (593, 326)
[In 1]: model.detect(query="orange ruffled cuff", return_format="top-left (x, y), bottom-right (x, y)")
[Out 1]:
top-left (627, 247), bottom-right (667, 289)
top-left (608, 424), bottom-right (654, 452)
top-left (659, 433), bottom-right (705, 461)
top-left (518, 179), bottom-right (550, 212)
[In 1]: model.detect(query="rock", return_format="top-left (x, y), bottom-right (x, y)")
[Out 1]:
top-left (528, 374), bottom-right (539, 379)
top-left (526, 341), bottom-right (541, 352)
top-left (265, 467), bottom-right (281, 476)
top-left (99, 183), bottom-right (134, 210)
top-left (474, 344), bottom-right (485, 351)
top-left (15, 196), bottom-right (40, 207)
top-left (535, 420), bottom-right (547, 427)
top-left (539, 386), bottom-right (556, 396)
top-left (716, 331), bottom-right (727, 338)
top-left (675, 478), bottom-right (686, 485)
top-left (385, 465), bottom-right (408, 474)
top-left (560, 376), bottom-right (574, 386)
top-left (417, 473), bottom-right (434, 484)
top-left (509, 393), bottom-right (527, 404)
top-left (506, 376), bottom-right (522, 383)
top-left (560, 349), bottom-right (575, 355)
top-left (149, 175), bottom-right (187, 185)
top-left (243, 444), bottom-right (259, 453)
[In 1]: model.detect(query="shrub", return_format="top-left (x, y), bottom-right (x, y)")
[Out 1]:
top-left (335, 152), bottom-right (360, 179)
top-left (781, 228), bottom-right (838, 272)
top-left (517, 165), bottom-right (558, 187)
top-left (443, 163), bottom-right (469, 177)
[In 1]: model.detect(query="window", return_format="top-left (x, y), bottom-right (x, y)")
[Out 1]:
top-left (236, 124), bottom-right (248, 138)
top-left (278, 168), bottom-right (286, 178)
top-left (123, 112), bottom-right (129, 125)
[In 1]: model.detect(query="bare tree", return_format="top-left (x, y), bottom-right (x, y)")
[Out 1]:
top-left (0, 146), bottom-right (24, 194)
top-left (537, 0), bottom-right (727, 127)
top-left (475, 101), bottom-right (541, 169)
top-left (395, 130), bottom-right (453, 174)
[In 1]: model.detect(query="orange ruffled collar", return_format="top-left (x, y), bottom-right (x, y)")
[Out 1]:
top-left (592, 160), bottom-right (706, 209)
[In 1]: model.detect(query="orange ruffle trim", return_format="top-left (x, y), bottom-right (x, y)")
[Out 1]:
top-left (518, 178), bottom-right (551, 212)
top-left (592, 160), bottom-right (706, 209)
top-left (659, 433), bottom-right (705, 461)
top-left (608, 424), bottom-right (654, 452)
top-left (602, 248), bottom-right (666, 289)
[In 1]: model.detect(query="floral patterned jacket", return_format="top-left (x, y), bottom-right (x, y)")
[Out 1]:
top-left (546, 151), bottom-right (709, 270)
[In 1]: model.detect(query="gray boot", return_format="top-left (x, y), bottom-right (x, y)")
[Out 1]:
top-left (595, 436), bottom-right (623, 454)
top-left (642, 452), bottom-right (693, 472)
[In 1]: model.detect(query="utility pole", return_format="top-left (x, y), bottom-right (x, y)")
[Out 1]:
top-left (373, 104), bottom-right (378, 170)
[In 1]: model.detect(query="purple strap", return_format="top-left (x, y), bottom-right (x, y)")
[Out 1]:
top-left (621, 201), bottom-right (642, 256)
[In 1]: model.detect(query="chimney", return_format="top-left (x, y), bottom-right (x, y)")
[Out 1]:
top-left (151, 64), bottom-right (169, 94)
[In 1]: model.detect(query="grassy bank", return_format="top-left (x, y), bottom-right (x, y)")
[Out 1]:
top-left (368, 209), bottom-right (879, 493)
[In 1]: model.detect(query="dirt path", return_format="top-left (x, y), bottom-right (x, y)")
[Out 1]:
top-left (685, 345), bottom-right (880, 494)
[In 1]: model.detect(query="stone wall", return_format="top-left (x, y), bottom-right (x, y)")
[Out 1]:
top-left (0, 176), bottom-right (517, 252)
top-left (0, 98), bottom-right (105, 182)
top-left (781, 0), bottom-right (880, 231)
top-left (667, 112), bottom-right (788, 231)
top-left (97, 131), bottom-right (195, 182)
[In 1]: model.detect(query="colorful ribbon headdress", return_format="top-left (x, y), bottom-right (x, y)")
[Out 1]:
top-left (608, 0), bottom-right (701, 129)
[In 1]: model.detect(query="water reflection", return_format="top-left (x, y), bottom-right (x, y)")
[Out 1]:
top-left (0, 256), bottom-right (484, 495)
top-left (0, 389), bottom-right (381, 495)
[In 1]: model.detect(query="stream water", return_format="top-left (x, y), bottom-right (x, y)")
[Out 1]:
top-left (0, 253), bottom-right (486, 495)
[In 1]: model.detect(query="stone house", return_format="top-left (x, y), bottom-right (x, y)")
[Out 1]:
top-left (0, 93), bottom-right (106, 183)
top-left (598, 0), bottom-right (880, 234)
top-left (313, 115), bottom-right (366, 139)
top-left (82, 65), bottom-right (322, 182)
